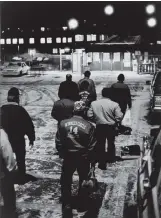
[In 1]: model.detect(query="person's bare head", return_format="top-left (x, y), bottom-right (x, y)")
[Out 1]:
top-left (84, 71), bottom-right (91, 78)
top-left (66, 74), bottom-right (72, 81)
top-left (117, 74), bottom-right (125, 82)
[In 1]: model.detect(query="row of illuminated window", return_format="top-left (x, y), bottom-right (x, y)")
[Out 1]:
top-left (0, 34), bottom-right (105, 45)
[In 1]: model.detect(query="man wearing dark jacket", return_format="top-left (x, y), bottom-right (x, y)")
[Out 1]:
top-left (1, 87), bottom-right (35, 174)
top-left (78, 71), bottom-right (97, 103)
top-left (58, 74), bottom-right (79, 102)
top-left (55, 101), bottom-right (97, 214)
top-left (111, 74), bottom-right (132, 116)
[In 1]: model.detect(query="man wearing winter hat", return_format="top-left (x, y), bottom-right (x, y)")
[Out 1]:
top-left (1, 87), bottom-right (35, 174)
top-left (55, 101), bottom-right (97, 215)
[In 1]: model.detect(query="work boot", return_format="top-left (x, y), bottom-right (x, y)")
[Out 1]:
top-left (98, 163), bottom-right (107, 170)
top-left (62, 204), bottom-right (72, 218)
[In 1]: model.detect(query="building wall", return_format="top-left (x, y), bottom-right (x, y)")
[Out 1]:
top-left (86, 52), bottom-right (133, 71)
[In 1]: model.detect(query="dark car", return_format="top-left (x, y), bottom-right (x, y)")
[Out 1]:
top-left (137, 126), bottom-right (161, 218)
top-left (150, 70), bottom-right (161, 113)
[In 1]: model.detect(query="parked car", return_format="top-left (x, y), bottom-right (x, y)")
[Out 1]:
top-left (150, 70), bottom-right (161, 113)
top-left (137, 126), bottom-right (161, 218)
top-left (2, 62), bottom-right (30, 76)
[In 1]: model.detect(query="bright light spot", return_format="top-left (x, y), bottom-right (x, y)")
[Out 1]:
top-left (68, 18), bottom-right (79, 30)
top-left (62, 26), bottom-right (68, 30)
top-left (62, 37), bottom-right (67, 43)
top-left (18, 28), bottom-right (20, 30)
top-left (0, 39), bottom-right (5, 44)
top-left (146, 4), bottom-right (155, 15)
top-left (29, 38), bottom-right (35, 44)
top-left (147, 17), bottom-right (157, 27)
top-left (87, 35), bottom-right (92, 41)
top-left (7, 28), bottom-right (10, 30)
top-left (41, 27), bottom-right (45, 31)
top-left (157, 41), bottom-right (161, 44)
top-left (91, 34), bottom-right (96, 41)
top-left (32, 29), bottom-right (34, 32)
top-left (40, 38), bottom-right (45, 44)
top-left (47, 37), bottom-right (52, 43)
top-left (104, 5), bottom-right (114, 15)
top-left (6, 38), bottom-right (11, 44)
top-left (13, 38), bottom-right (17, 44)
top-left (56, 37), bottom-right (61, 43)
top-left (52, 48), bottom-right (58, 54)
top-left (68, 37), bottom-right (72, 43)
top-left (2, 31), bottom-right (4, 33)
top-left (64, 47), bottom-right (70, 53)
top-left (19, 38), bottom-right (24, 44)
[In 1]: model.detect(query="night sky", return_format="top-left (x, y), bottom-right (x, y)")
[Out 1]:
top-left (1, 1), bottom-right (161, 36)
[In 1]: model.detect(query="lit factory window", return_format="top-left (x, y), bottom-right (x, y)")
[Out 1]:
top-left (68, 37), bottom-right (72, 43)
top-left (0, 39), bottom-right (5, 44)
top-left (6, 38), bottom-right (11, 44)
top-left (47, 37), bottom-right (52, 43)
top-left (40, 38), bottom-right (45, 44)
top-left (62, 37), bottom-right (67, 43)
top-left (87, 35), bottom-right (92, 41)
top-left (29, 38), bottom-right (35, 44)
top-left (75, 35), bottom-right (84, 42)
top-left (52, 48), bottom-right (58, 53)
top-left (12, 38), bottom-right (18, 44)
top-left (56, 37), bottom-right (61, 43)
top-left (19, 38), bottom-right (24, 44)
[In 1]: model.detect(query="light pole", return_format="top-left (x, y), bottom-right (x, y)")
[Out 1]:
top-left (67, 18), bottom-right (79, 73)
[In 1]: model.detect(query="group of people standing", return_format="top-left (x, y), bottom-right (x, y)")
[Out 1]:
top-left (0, 71), bottom-right (132, 217)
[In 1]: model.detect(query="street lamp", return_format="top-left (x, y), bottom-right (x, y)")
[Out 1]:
top-left (145, 4), bottom-right (155, 15)
top-left (147, 17), bottom-right (157, 27)
top-left (104, 5), bottom-right (114, 15)
top-left (68, 18), bottom-right (79, 30)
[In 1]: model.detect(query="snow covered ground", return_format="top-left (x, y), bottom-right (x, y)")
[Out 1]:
top-left (0, 71), bottom-right (155, 218)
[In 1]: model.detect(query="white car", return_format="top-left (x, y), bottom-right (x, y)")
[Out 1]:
top-left (2, 62), bottom-right (30, 76)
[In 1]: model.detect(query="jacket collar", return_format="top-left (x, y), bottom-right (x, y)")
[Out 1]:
top-left (4, 102), bottom-right (19, 106)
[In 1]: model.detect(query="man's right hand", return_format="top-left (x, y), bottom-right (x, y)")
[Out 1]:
top-left (29, 141), bottom-right (34, 148)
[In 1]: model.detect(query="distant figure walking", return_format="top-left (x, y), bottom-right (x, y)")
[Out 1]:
top-left (78, 71), bottom-right (97, 103)
top-left (1, 87), bottom-right (35, 174)
top-left (111, 74), bottom-right (132, 117)
top-left (58, 74), bottom-right (79, 102)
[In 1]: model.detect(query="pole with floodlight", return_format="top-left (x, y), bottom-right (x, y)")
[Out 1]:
top-left (67, 18), bottom-right (79, 73)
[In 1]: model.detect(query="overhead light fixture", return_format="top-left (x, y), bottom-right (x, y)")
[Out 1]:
top-left (147, 17), bottom-right (157, 27)
top-left (145, 4), bottom-right (155, 15)
top-left (62, 26), bottom-right (68, 30)
top-left (64, 47), bottom-right (70, 53)
top-left (104, 5), bottom-right (114, 16)
top-left (68, 18), bottom-right (79, 30)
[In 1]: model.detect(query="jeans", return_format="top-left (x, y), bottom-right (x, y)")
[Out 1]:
top-left (60, 154), bottom-right (90, 206)
top-left (0, 176), bottom-right (16, 218)
top-left (14, 149), bottom-right (26, 174)
top-left (96, 124), bottom-right (116, 164)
